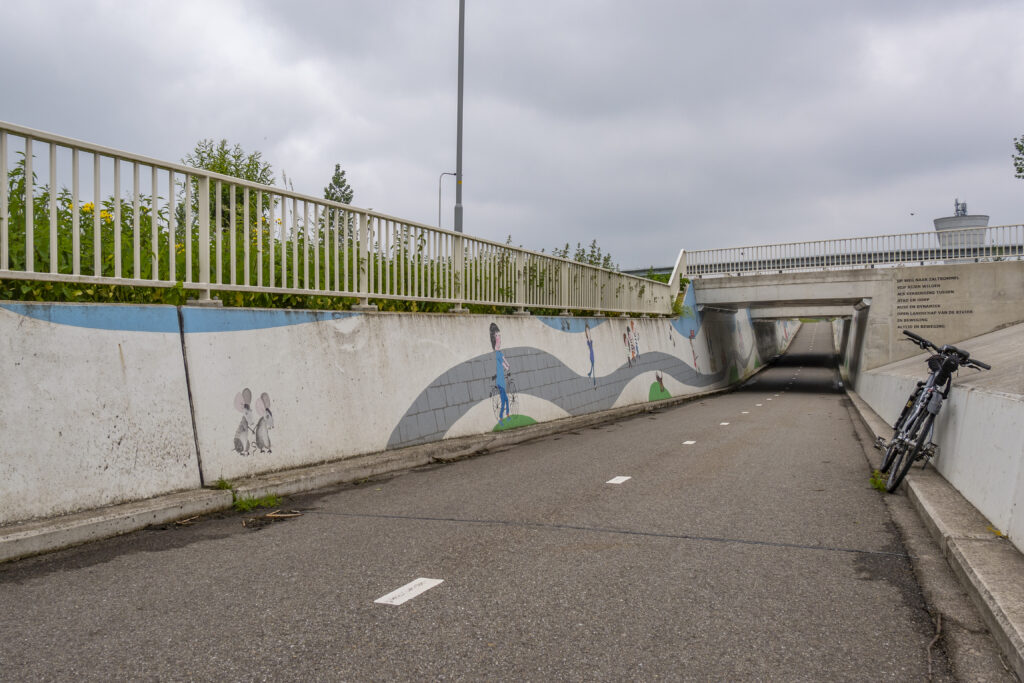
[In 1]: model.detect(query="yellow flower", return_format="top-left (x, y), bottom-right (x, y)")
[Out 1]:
top-left (82, 202), bottom-right (94, 212)
top-left (100, 210), bottom-right (112, 221)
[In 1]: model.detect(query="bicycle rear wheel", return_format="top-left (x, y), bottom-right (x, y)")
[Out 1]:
top-left (489, 385), bottom-right (502, 421)
top-left (886, 413), bottom-right (934, 493)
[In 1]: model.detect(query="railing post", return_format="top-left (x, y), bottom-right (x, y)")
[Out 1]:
top-left (353, 211), bottom-right (377, 311)
top-left (667, 249), bottom-right (686, 297)
top-left (514, 249), bottom-right (528, 315)
top-left (188, 175), bottom-right (219, 305)
top-left (450, 234), bottom-right (467, 313)
top-left (0, 131), bottom-right (7, 271)
top-left (558, 260), bottom-right (570, 316)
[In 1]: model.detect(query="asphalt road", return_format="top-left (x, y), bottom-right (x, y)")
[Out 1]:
top-left (0, 322), bottom-right (1003, 680)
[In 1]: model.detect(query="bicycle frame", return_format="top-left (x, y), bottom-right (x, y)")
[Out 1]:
top-left (877, 330), bottom-right (989, 492)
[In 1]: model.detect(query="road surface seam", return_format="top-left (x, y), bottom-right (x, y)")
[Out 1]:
top-left (308, 510), bottom-right (912, 559)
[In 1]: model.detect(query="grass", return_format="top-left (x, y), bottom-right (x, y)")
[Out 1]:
top-left (212, 478), bottom-right (283, 513)
top-left (869, 469), bottom-right (887, 492)
top-left (233, 494), bottom-right (282, 513)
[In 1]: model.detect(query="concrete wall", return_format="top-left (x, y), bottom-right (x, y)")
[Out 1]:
top-left (0, 303), bottom-right (200, 526)
top-left (855, 322), bottom-right (1024, 553)
top-left (0, 285), bottom-right (799, 525)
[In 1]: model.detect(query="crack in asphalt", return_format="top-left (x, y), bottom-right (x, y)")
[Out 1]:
top-left (308, 509), bottom-right (911, 559)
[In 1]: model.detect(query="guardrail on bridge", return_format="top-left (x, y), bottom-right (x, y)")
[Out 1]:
top-left (0, 121), bottom-right (672, 315)
top-left (673, 226), bottom-right (1024, 278)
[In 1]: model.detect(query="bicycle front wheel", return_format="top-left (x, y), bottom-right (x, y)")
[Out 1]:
top-left (880, 438), bottom-right (901, 473)
top-left (506, 378), bottom-right (519, 416)
top-left (886, 413), bottom-right (934, 493)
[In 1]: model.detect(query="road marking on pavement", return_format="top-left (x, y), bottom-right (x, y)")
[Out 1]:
top-left (719, 422), bottom-right (730, 426)
top-left (756, 403), bottom-right (763, 406)
top-left (375, 578), bottom-right (444, 605)
top-left (741, 411), bottom-right (749, 414)
top-left (683, 440), bottom-right (696, 445)
top-left (607, 476), bottom-right (632, 484)
top-left (766, 398), bottom-right (772, 401)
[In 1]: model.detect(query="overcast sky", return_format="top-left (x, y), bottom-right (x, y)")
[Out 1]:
top-left (2, 1), bottom-right (1022, 268)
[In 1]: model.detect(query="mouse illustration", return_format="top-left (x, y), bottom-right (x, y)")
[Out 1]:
top-left (233, 388), bottom-right (256, 455)
top-left (254, 392), bottom-right (274, 453)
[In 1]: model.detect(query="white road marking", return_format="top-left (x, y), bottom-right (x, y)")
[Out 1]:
top-left (375, 578), bottom-right (444, 605)
top-left (607, 476), bottom-right (632, 484)
top-left (767, 398), bottom-right (772, 401)
top-left (756, 403), bottom-right (763, 406)
top-left (741, 411), bottom-right (749, 414)
top-left (683, 440), bottom-right (696, 445)
top-left (720, 422), bottom-right (730, 426)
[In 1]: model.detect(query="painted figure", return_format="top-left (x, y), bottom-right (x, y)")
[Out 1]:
top-left (585, 323), bottom-right (596, 386)
top-left (233, 388), bottom-right (257, 455)
top-left (233, 388), bottom-right (274, 455)
top-left (623, 332), bottom-right (632, 367)
top-left (254, 392), bottom-right (274, 453)
top-left (688, 329), bottom-right (699, 368)
top-left (655, 371), bottom-right (666, 393)
top-left (630, 321), bottom-right (640, 358)
top-left (490, 322), bottom-right (511, 425)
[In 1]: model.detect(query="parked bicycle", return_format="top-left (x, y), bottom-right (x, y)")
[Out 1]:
top-left (875, 330), bottom-right (990, 492)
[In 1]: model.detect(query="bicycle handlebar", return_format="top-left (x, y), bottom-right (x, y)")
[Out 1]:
top-left (901, 329), bottom-right (990, 371)
top-left (902, 329), bottom-right (936, 350)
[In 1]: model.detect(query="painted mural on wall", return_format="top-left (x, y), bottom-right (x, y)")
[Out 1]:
top-left (649, 371), bottom-right (671, 401)
top-left (0, 296), bottom-right (798, 509)
top-left (488, 323), bottom-right (536, 431)
top-left (585, 323), bottom-right (596, 386)
top-left (386, 314), bottom-right (734, 450)
top-left (233, 388), bottom-right (274, 456)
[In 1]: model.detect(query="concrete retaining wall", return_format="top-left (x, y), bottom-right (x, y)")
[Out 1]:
top-left (854, 322), bottom-right (1024, 553)
top-left (0, 304), bottom-right (200, 526)
top-left (0, 286), bottom-right (799, 526)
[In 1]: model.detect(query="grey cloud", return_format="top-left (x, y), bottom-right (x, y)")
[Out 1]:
top-left (0, 0), bottom-right (1021, 270)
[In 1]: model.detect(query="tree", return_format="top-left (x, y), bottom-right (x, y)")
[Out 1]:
top-left (181, 139), bottom-right (276, 284)
top-left (324, 164), bottom-right (354, 205)
top-left (1014, 135), bottom-right (1024, 180)
top-left (181, 139), bottom-right (275, 244)
top-left (184, 139), bottom-right (274, 185)
top-left (551, 239), bottom-right (617, 270)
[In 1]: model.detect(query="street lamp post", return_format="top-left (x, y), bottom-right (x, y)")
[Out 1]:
top-left (438, 171), bottom-right (455, 228)
top-left (454, 0), bottom-right (465, 233)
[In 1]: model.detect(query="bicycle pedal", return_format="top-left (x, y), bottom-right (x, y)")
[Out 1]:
top-left (873, 436), bottom-right (887, 451)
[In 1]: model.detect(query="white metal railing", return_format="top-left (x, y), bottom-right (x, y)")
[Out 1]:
top-left (0, 121), bottom-right (672, 315)
top-left (678, 225), bottom-right (1024, 278)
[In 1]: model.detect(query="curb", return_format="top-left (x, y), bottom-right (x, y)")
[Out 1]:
top-left (1, 378), bottom-right (749, 566)
top-left (0, 489), bottom-right (233, 564)
top-left (845, 387), bottom-right (1024, 681)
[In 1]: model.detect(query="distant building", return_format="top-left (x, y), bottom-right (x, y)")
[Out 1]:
top-left (934, 198), bottom-right (988, 249)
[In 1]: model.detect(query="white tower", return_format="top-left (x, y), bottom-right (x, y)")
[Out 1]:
top-left (933, 198), bottom-right (988, 249)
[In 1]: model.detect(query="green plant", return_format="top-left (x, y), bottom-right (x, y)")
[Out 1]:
top-left (213, 478), bottom-right (233, 490)
top-left (869, 470), bottom-right (887, 492)
top-left (233, 494), bottom-right (282, 513)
